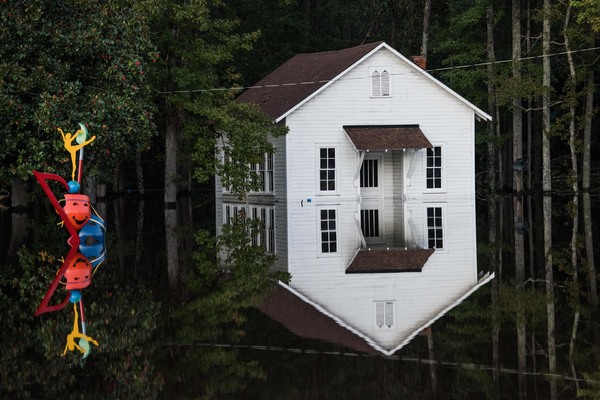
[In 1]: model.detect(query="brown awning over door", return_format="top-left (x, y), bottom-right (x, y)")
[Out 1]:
top-left (343, 125), bottom-right (433, 151)
top-left (346, 248), bottom-right (435, 273)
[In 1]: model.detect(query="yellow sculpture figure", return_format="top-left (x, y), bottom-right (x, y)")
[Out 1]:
top-left (62, 303), bottom-right (98, 357)
top-left (58, 127), bottom-right (96, 181)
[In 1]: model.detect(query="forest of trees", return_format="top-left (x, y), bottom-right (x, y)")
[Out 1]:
top-left (1, 0), bottom-right (600, 398)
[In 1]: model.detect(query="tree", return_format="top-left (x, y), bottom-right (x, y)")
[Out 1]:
top-left (0, 234), bottom-right (162, 399)
top-left (485, 0), bottom-right (501, 386)
top-left (542, 0), bottom-right (557, 397)
top-left (511, 1), bottom-right (527, 397)
top-left (0, 0), bottom-right (157, 263)
top-left (145, 0), bottom-right (284, 295)
top-left (162, 213), bottom-right (287, 398)
top-left (576, 0), bottom-right (599, 350)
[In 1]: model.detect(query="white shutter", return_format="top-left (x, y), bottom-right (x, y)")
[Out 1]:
top-left (374, 301), bottom-right (395, 330)
top-left (381, 70), bottom-right (390, 96)
top-left (372, 70), bottom-right (381, 96)
top-left (375, 301), bottom-right (384, 328)
top-left (385, 301), bottom-right (394, 328)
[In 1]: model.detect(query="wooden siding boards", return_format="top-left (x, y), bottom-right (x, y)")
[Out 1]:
top-left (228, 42), bottom-right (492, 354)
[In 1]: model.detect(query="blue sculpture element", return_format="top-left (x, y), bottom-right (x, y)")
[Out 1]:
top-left (78, 213), bottom-right (106, 268)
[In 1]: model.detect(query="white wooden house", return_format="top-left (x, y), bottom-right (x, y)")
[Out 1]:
top-left (216, 42), bottom-right (495, 355)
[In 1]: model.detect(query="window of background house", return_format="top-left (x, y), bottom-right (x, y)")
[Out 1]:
top-left (224, 203), bottom-right (275, 253)
top-left (252, 152), bottom-right (274, 193)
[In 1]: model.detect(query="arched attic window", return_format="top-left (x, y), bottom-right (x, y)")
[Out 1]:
top-left (372, 70), bottom-right (381, 96)
top-left (371, 67), bottom-right (391, 97)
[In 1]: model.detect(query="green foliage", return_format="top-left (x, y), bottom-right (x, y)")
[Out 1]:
top-left (0, 0), bottom-right (157, 185)
top-left (162, 212), bottom-right (285, 398)
top-left (182, 214), bottom-right (283, 342)
top-left (147, 0), bottom-right (287, 198)
top-left (578, 369), bottom-right (600, 398)
top-left (573, 0), bottom-right (600, 31)
top-left (206, 103), bottom-right (287, 198)
top-left (431, 0), bottom-right (489, 108)
top-left (0, 245), bottom-right (162, 399)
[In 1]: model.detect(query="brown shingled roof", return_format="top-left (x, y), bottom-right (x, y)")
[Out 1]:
top-left (346, 248), bottom-right (435, 273)
top-left (236, 42), bottom-right (383, 120)
top-left (344, 125), bottom-right (433, 150)
top-left (258, 284), bottom-right (380, 354)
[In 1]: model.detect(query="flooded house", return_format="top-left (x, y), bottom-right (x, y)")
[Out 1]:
top-left (217, 42), bottom-right (494, 355)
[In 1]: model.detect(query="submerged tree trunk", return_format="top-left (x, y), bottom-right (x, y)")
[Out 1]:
top-left (512, 0), bottom-right (527, 397)
top-left (135, 151), bottom-right (145, 274)
top-left (165, 114), bottom-right (180, 294)
top-left (427, 331), bottom-right (438, 399)
top-left (113, 161), bottom-right (126, 273)
top-left (542, 0), bottom-right (557, 397)
top-left (583, 69), bottom-right (597, 347)
top-left (486, 2), bottom-right (500, 386)
top-left (5, 177), bottom-right (28, 264)
top-left (564, 4), bottom-right (580, 387)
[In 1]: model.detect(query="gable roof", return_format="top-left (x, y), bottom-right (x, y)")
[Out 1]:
top-left (259, 275), bottom-right (495, 355)
top-left (258, 282), bottom-right (380, 355)
top-left (236, 42), bottom-right (382, 121)
top-left (236, 42), bottom-right (491, 123)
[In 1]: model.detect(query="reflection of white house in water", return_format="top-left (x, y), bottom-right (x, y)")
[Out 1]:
top-left (216, 42), bottom-right (495, 355)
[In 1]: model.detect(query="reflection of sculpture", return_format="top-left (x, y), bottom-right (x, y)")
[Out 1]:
top-left (33, 124), bottom-right (106, 358)
top-left (62, 303), bottom-right (98, 357)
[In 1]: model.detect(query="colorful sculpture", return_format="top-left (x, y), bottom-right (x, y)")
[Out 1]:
top-left (33, 124), bottom-right (105, 358)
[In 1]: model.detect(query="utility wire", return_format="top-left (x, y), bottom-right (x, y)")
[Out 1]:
top-left (173, 342), bottom-right (600, 386)
top-left (156, 45), bottom-right (600, 95)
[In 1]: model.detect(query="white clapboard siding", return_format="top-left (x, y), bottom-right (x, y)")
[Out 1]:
top-left (276, 46), bottom-right (482, 351)
top-left (219, 44), bottom-right (489, 352)
top-left (271, 133), bottom-right (288, 272)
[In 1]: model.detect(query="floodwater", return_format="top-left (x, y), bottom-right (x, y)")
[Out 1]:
top-left (1, 191), bottom-right (599, 400)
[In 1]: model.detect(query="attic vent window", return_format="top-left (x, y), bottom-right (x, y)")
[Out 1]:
top-left (371, 67), bottom-right (391, 97)
top-left (374, 300), bottom-right (396, 330)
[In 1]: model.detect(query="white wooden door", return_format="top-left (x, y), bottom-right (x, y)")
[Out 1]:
top-left (360, 155), bottom-right (384, 244)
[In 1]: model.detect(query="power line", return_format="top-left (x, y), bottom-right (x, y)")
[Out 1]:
top-left (430, 45), bottom-right (600, 72)
top-left (156, 45), bottom-right (600, 95)
top-left (173, 342), bottom-right (600, 386)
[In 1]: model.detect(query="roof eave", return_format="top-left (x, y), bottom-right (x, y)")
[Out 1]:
top-left (274, 42), bottom-right (387, 123)
top-left (274, 42), bottom-right (492, 123)
top-left (379, 43), bottom-right (493, 122)
top-left (382, 271), bottom-right (496, 356)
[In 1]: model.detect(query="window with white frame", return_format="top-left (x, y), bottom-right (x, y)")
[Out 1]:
top-left (319, 208), bottom-right (337, 253)
top-left (371, 67), bottom-right (391, 97)
top-left (319, 147), bottom-right (336, 192)
top-left (222, 151), bottom-right (274, 193)
top-left (373, 300), bottom-right (396, 330)
top-left (426, 146), bottom-right (443, 189)
top-left (223, 203), bottom-right (275, 253)
top-left (360, 158), bottom-right (379, 188)
top-left (222, 203), bottom-right (246, 224)
top-left (361, 209), bottom-right (380, 238)
top-left (251, 152), bottom-right (274, 193)
top-left (221, 150), bottom-right (232, 193)
top-left (426, 206), bottom-right (444, 249)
